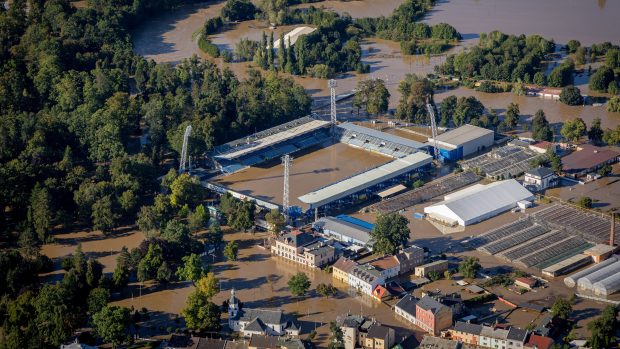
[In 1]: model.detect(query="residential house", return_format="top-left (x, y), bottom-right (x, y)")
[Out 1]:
top-left (506, 328), bottom-right (529, 349)
top-left (479, 326), bottom-right (509, 349)
top-left (523, 167), bottom-right (557, 191)
top-left (418, 336), bottom-right (461, 349)
top-left (449, 323), bottom-right (529, 349)
top-left (514, 277), bottom-right (538, 290)
top-left (415, 260), bottom-right (449, 277)
top-left (416, 295), bottom-right (453, 335)
top-left (371, 282), bottom-right (406, 302)
top-left (338, 315), bottom-right (395, 349)
top-left (450, 322), bottom-right (483, 346)
top-left (395, 245), bottom-right (425, 273)
top-left (370, 255), bottom-right (400, 279)
top-left (248, 335), bottom-right (279, 349)
top-left (348, 265), bottom-right (385, 295)
top-left (524, 334), bottom-right (553, 349)
top-left (332, 257), bottom-right (358, 283)
top-left (271, 231), bottom-right (337, 268)
top-left (228, 289), bottom-right (300, 337)
top-left (394, 295), bottom-right (418, 325)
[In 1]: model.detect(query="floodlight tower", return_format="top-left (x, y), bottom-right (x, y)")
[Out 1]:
top-left (282, 154), bottom-right (293, 224)
top-left (329, 79), bottom-right (337, 137)
top-left (179, 125), bottom-right (193, 173)
top-left (425, 100), bottom-right (439, 159)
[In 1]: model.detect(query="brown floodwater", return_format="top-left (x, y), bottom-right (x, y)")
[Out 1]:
top-left (423, 0), bottom-right (620, 46)
top-left (292, 0), bottom-right (406, 18)
top-left (211, 142), bottom-right (391, 209)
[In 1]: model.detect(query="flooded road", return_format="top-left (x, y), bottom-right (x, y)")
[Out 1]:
top-left (423, 0), bottom-right (620, 46)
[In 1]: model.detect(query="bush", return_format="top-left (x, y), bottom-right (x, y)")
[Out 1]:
top-left (577, 196), bottom-right (592, 209)
top-left (204, 16), bottom-right (224, 35)
top-left (198, 36), bottom-right (220, 57)
top-left (560, 86), bottom-right (583, 106)
top-left (308, 64), bottom-right (334, 78)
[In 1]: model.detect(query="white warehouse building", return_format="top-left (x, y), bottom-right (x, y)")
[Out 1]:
top-left (424, 179), bottom-right (534, 226)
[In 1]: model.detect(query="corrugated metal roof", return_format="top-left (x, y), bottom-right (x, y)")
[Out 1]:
top-left (424, 179), bottom-right (534, 224)
top-left (338, 122), bottom-right (427, 149)
top-left (429, 124), bottom-right (493, 147)
top-left (299, 152), bottom-right (432, 207)
top-left (315, 216), bottom-right (372, 243)
top-left (564, 255), bottom-right (618, 288)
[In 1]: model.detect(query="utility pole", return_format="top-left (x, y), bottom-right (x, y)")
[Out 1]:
top-left (282, 154), bottom-right (293, 225)
top-left (179, 124), bottom-right (192, 173)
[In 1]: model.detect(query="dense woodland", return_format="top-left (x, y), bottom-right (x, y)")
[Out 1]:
top-left (201, 0), bottom-right (461, 77)
top-left (0, 0), bottom-right (310, 347)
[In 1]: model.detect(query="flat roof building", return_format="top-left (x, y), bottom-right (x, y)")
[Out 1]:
top-left (314, 216), bottom-right (373, 249)
top-left (562, 144), bottom-right (619, 178)
top-left (424, 180), bottom-right (534, 226)
top-left (428, 124), bottom-right (494, 161)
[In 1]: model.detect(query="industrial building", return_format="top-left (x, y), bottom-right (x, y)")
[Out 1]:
top-left (313, 215), bottom-right (374, 250)
top-left (427, 124), bottom-right (494, 161)
top-left (564, 256), bottom-right (618, 288)
top-left (424, 180), bottom-right (534, 226)
top-left (573, 257), bottom-right (620, 297)
top-left (299, 152), bottom-right (433, 213)
top-left (561, 144), bottom-right (619, 178)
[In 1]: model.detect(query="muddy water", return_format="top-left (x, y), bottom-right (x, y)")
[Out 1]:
top-left (292, 0), bottom-right (405, 18)
top-left (211, 142), bottom-right (391, 209)
top-left (423, 0), bottom-right (620, 46)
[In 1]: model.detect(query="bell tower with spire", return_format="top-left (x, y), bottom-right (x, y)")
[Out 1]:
top-left (228, 288), bottom-right (240, 318)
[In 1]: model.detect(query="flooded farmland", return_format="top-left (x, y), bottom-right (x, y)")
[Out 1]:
top-left (211, 142), bottom-right (392, 209)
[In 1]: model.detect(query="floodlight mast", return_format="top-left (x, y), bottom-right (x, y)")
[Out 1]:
top-left (179, 125), bottom-right (192, 173)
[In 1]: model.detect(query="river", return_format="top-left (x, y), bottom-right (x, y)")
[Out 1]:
top-left (131, 0), bottom-right (620, 129)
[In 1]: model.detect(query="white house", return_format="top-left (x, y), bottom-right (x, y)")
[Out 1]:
top-left (228, 289), bottom-right (300, 337)
top-left (348, 265), bottom-right (385, 295)
top-left (524, 167), bottom-right (557, 191)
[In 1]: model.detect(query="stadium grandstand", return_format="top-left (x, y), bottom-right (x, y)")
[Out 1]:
top-left (336, 122), bottom-right (429, 158)
top-left (366, 172), bottom-right (480, 213)
top-left (211, 115), bottom-right (331, 174)
top-left (298, 152), bottom-right (433, 213)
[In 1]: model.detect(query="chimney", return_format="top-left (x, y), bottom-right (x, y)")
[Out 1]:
top-left (611, 212), bottom-right (616, 247)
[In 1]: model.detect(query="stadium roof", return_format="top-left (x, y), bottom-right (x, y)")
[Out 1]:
top-left (298, 152), bottom-right (432, 209)
top-left (338, 122), bottom-right (427, 149)
top-left (429, 124), bottom-right (494, 147)
top-left (424, 179), bottom-right (534, 226)
top-left (213, 116), bottom-right (329, 160)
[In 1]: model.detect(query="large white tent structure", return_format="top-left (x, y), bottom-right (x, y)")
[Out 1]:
top-left (424, 179), bottom-right (534, 226)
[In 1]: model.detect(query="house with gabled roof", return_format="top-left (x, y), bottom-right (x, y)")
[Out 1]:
top-left (227, 289), bottom-right (300, 337)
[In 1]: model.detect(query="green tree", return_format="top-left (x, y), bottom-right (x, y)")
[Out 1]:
top-left (88, 287), bottom-right (110, 314)
top-left (316, 283), bottom-right (337, 298)
top-left (328, 321), bottom-right (345, 349)
top-left (566, 40), bottom-right (581, 53)
top-left (221, 0), bottom-right (256, 21)
top-left (458, 257), bottom-right (481, 278)
top-left (588, 66), bottom-right (615, 92)
top-left (504, 102), bottom-right (520, 130)
top-left (371, 212), bottom-right (410, 255)
top-left (588, 117), bottom-right (604, 144)
top-left (353, 79), bottom-right (390, 116)
top-left (587, 305), bottom-right (618, 349)
top-left (92, 306), bottom-right (130, 348)
top-left (608, 96), bottom-right (620, 113)
top-left (206, 220), bottom-right (224, 246)
top-left (28, 183), bottom-right (52, 242)
top-left (551, 298), bottom-right (573, 319)
top-left (92, 195), bottom-right (117, 234)
top-left (137, 243), bottom-right (164, 282)
top-left (176, 253), bottom-right (205, 284)
top-left (288, 272), bottom-right (311, 297)
top-left (182, 292), bottom-right (221, 332)
top-left (169, 173), bottom-right (205, 207)
top-left (265, 208), bottom-right (285, 234)
top-left (428, 270), bottom-right (441, 281)
top-left (137, 205), bottom-right (159, 235)
top-left (561, 118), bottom-right (587, 142)
top-left (532, 109), bottom-right (553, 141)
top-left (224, 241), bottom-right (239, 261)
top-left (86, 258), bottom-right (103, 288)
top-left (188, 204), bottom-right (209, 232)
top-left (196, 272), bottom-right (220, 299)
top-left (559, 86), bottom-right (583, 106)
top-left (34, 285), bottom-right (73, 347)
top-left (533, 72), bottom-right (546, 86)
top-left (161, 219), bottom-right (191, 248)
top-left (577, 196), bottom-right (592, 209)
top-left (157, 261), bottom-right (173, 283)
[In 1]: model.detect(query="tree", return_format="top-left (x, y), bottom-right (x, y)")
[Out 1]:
top-left (587, 305), bottom-right (618, 349)
top-left (88, 287), bottom-right (110, 314)
top-left (371, 212), bottom-right (410, 255)
top-left (28, 183), bottom-right (52, 242)
top-left (137, 205), bottom-right (158, 235)
top-left (196, 272), bottom-right (220, 299)
top-left (169, 173), bottom-right (205, 207)
top-left (561, 118), bottom-right (587, 142)
top-left (92, 195), bottom-right (117, 234)
top-left (577, 196), bottom-right (592, 209)
top-left (176, 253), bottom-right (205, 284)
top-left (566, 40), bottom-right (581, 53)
top-left (206, 220), bottom-right (224, 247)
top-left (188, 204), bottom-right (209, 232)
top-left (221, 0), bottom-right (256, 21)
top-left (428, 270), bottom-right (441, 281)
top-left (551, 298), bottom-right (573, 320)
top-left (504, 102), bottom-right (520, 130)
top-left (265, 208), bottom-right (285, 233)
top-left (316, 283), bottom-right (337, 298)
top-left (458, 257), bottom-right (481, 278)
top-left (86, 259), bottom-right (103, 288)
top-left (532, 109), bottom-right (553, 141)
top-left (224, 241), bottom-right (239, 261)
top-left (559, 86), bottom-right (583, 106)
top-left (588, 118), bottom-right (604, 144)
top-left (608, 96), bottom-right (620, 113)
top-left (161, 219), bottom-right (191, 248)
top-left (444, 270), bottom-right (453, 280)
top-left (34, 285), bottom-right (74, 347)
top-left (137, 243), bottom-right (163, 282)
top-left (549, 150), bottom-right (563, 173)
top-left (328, 321), bottom-right (345, 349)
top-left (92, 306), bottom-right (130, 348)
top-left (288, 272), bottom-right (311, 297)
top-left (182, 292), bottom-right (221, 332)
top-left (157, 261), bottom-right (173, 283)
top-left (588, 66), bottom-right (615, 93)
top-left (353, 79), bottom-right (390, 116)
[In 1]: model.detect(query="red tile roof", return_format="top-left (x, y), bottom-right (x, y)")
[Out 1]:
top-left (526, 334), bottom-right (554, 349)
top-left (562, 145), bottom-right (619, 172)
top-left (370, 256), bottom-right (399, 270)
